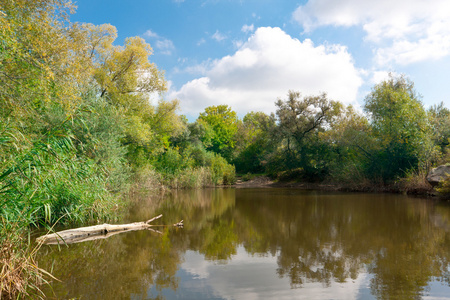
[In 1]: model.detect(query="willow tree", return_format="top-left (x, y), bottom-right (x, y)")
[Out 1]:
top-left (0, 0), bottom-right (79, 127)
top-left (67, 23), bottom-right (186, 166)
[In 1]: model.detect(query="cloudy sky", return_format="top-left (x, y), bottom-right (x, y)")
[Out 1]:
top-left (72, 0), bottom-right (450, 119)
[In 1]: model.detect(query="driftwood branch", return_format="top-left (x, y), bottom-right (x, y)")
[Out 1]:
top-left (36, 214), bottom-right (183, 245)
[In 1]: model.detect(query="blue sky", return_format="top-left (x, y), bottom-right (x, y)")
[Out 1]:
top-left (72, 0), bottom-right (450, 119)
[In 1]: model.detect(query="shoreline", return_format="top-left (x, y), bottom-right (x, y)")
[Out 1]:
top-left (232, 176), bottom-right (446, 200)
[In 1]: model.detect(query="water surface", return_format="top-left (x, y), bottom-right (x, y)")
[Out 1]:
top-left (38, 188), bottom-right (450, 299)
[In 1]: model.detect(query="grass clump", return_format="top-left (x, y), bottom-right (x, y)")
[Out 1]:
top-left (0, 220), bottom-right (54, 299)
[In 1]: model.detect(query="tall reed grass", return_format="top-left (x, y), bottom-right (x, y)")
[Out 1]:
top-left (0, 123), bottom-right (122, 297)
top-left (0, 219), bottom-right (54, 299)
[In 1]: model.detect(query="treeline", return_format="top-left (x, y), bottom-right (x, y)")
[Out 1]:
top-left (223, 80), bottom-right (450, 193)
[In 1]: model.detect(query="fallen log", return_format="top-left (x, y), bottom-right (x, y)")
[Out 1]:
top-left (36, 214), bottom-right (184, 245)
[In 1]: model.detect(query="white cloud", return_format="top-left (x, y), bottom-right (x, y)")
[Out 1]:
top-left (169, 27), bottom-right (362, 117)
top-left (143, 29), bottom-right (159, 38)
top-left (212, 30), bottom-right (226, 42)
top-left (233, 40), bottom-right (244, 48)
top-left (241, 24), bottom-right (255, 33)
top-left (292, 0), bottom-right (450, 65)
top-left (370, 71), bottom-right (398, 84)
top-left (156, 39), bottom-right (175, 55)
top-left (143, 29), bottom-right (175, 55)
top-left (180, 59), bottom-right (212, 76)
top-left (197, 38), bottom-right (206, 46)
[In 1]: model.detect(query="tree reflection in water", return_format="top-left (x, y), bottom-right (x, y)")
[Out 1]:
top-left (38, 188), bottom-right (450, 299)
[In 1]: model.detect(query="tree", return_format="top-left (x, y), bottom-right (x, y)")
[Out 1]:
top-left (197, 105), bottom-right (239, 162)
top-left (428, 102), bottom-right (450, 164)
top-left (364, 74), bottom-right (431, 181)
top-left (233, 111), bottom-right (275, 173)
top-left (269, 91), bottom-right (342, 179)
top-left (0, 0), bottom-right (78, 125)
top-left (321, 105), bottom-right (373, 184)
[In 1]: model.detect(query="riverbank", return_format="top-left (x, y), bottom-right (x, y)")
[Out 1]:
top-left (233, 176), bottom-right (446, 199)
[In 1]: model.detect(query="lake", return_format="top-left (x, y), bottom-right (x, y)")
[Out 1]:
top-left (37, 188), bottom-right (450, 299)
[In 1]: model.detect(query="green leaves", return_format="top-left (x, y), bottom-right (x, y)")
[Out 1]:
top-left (364, 74), bottom-right (431, 181)
top-left (198, 105), bottom-right (239, 162)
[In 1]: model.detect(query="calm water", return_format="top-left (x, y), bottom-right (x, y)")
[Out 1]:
top-left (37, 188), bottom-right (450, 299)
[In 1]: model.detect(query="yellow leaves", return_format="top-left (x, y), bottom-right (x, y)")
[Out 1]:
top-left (126, 114), bottom-right (153, 145)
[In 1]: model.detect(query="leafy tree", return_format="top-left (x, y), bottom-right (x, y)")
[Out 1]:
top-left (364, 74), bottom-right (431, 181)
top-left (321, 105), bottom-right (373, 184)
top-left (233, 111), bottom-right (275, 173)
top-left (197, 105), bottom-right (239, 162)
top-left (428, 102), bottom-right (450, 163)
top-left (269, 91), bottom-right (342, 179)
top-left (0, 0), bottom-right (78, 128)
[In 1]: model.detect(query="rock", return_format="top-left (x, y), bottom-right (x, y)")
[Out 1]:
top-left (427, 165), bottom-right (450, 186)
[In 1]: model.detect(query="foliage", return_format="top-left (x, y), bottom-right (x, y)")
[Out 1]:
top-left (153, 145), bottom-right (236, 188)
top-left (436, 177), bottom-right (450, 196)
top-left (266, 91), bottom-right (342, 180)
top-left (321, 105), bottom-right (372, 185)
top-left (428, 102), bottom-right (450, 164)
top-left (233, 111), bottom-right (275, 173)
top-left (0, 127), bottom-right (119, 226)
top-left (364, 74), bottom-right (432, 182)
top-left (198, 105), bottom-right (239, 162)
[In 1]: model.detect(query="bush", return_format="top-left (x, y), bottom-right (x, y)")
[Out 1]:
top-left (152, 145), bottom-right (235, 188)
top-left (437, 176), bottom-right (450, 196)
top-left (398, 169), bottom-right (433, 194)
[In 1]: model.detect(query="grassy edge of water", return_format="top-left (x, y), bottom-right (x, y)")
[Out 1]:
top-left (0, 220), bottom-right (54, 300)
top-left (0, 200), bottom-right (124, 299)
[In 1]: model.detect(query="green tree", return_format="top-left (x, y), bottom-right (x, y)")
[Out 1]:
top-left (321, 105), bottom-right (373, 185)
top-left (364, 74), bottom-right (431, 181)
top-left (233, 111), bottom-right (275, 173)
top-left (198, 105), bottom-right (239, 162)
top-left (428, 102), bottom-right (450, 164)
top-left (269, 91), bottom-right (342, 180)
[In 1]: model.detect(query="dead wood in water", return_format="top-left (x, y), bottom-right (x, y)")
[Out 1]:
top-left (36, 215), bottom-right (184, 245)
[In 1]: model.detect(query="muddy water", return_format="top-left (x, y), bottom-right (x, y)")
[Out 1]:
top-left (37, 188), bottom-right (450, 299)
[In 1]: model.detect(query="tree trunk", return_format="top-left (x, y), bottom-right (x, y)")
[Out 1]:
top-left (36, 215), bottom-right (183, 245)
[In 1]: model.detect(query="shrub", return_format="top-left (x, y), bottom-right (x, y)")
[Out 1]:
top-left (437, 176), bottom-right (450, 196)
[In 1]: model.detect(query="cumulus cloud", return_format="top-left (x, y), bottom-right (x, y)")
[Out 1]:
top-left (292, 0), bottom-right (450, 66)
top-left (169, 27), bottom-right (362, 117)
top-left (370, 71), bottom-right (398, 84)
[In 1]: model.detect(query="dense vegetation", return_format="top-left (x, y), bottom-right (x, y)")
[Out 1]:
top-left (1, 0), bottom-right (450, 297)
